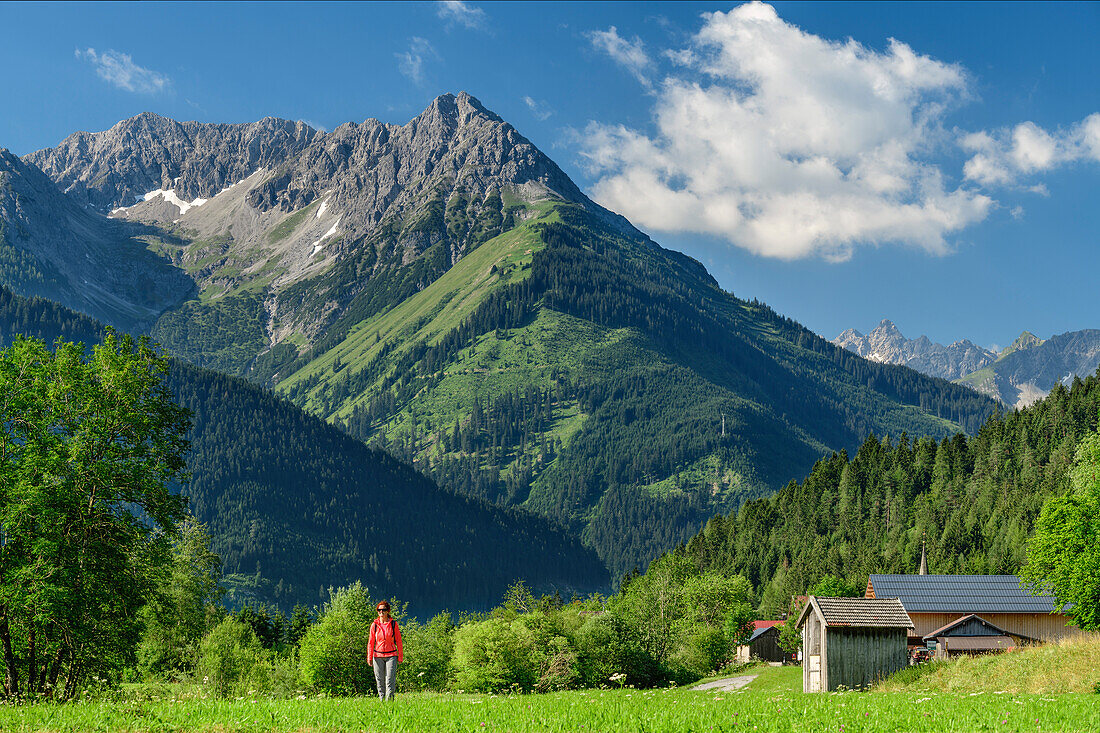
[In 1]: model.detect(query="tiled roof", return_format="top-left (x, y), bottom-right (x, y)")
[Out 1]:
top-left (867, 575), bottom-right (1057, 614)
top-left (748, 626), bottom-right (778, 643)
top-left (753, 620), bottom-right (784, 630)
top-left (801, 596), bottom-right (913, 629)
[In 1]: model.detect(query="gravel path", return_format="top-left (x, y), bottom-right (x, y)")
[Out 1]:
top-left (691, 674), bottom-right (758, 692)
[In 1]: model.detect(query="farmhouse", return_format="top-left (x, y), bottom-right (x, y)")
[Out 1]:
top-left (735, 620), bottom-right (785, 663)
top-left (865, 574), bottom-right (1076, 644)
top-left (797, 596), bottom-right (913, 692)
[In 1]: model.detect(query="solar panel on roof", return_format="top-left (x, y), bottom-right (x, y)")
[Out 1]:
top-left (867, 575), bottom-right (1057, 613)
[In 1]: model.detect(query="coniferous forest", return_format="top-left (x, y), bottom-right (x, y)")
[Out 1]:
top-left (678, 369), bottom-right (1100, 618)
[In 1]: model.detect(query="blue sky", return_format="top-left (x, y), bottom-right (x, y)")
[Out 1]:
top-left (1, 1), bottom-right (1097, 351)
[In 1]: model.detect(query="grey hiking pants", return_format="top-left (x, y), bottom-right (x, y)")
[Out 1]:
top-left (373, 655), bottom-right (398, 700)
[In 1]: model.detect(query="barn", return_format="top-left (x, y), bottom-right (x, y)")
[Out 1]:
top-left (797, 596), bottom-right (913, 692)
top-left (865, 574), bottom-right (1077, 644)
top-left (923, 614), bottom-right (1022, 659)
top-left (735, 620), bottom-right (785, 663)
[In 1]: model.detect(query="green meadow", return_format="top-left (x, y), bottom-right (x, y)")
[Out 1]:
top-left (3, 666), bottom-right (1098, 733)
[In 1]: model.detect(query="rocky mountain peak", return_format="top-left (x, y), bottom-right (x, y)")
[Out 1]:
top-left (25, 114), bottom-right (322, 211)
top-left (833, 319), bottom-right (997, 380)
top-left (1001, 331), bottom-right (1044, 357)
top-left (0, 150), bottom-right (192, 330)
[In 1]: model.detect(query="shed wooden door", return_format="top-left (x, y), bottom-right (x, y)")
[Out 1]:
top-left (808, 654), bottom-right (821, 692)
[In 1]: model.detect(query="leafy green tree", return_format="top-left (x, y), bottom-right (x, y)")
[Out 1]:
top-left (397, 612), bottom-right (455, 692)
top-left (0, 334), bottom-right (190, 698)
top-left (778, 617), bottom-right (802, 656)
top-left (138, 519), bottom-right (223, 680)
top-left (196, 617), bottom-right (270, 697)
top-left (297, 582), bottom-right (376, 696)
top-left (810, 575), bottom-right (863, 598)
top-left (451, 617), bottom-right (538, 693)
top-left (611, 553), bottom-right (694, 665)
top-left (1022, 426), bottom-right (1100, 630)
top-left (573, 611), bottom-right (659, 688)
top-left (723, 604), bottom-right (756, 649)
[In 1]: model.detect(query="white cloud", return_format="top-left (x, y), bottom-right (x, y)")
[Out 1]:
top-left (587, 26), bottom-right (654, 88)
top-left (523, 96), bottom-right (553, 121)
top-left (75, 48), bottom-right (170, 94)
top-left (580, 2), bottom-right (993, 261)
top-left (437, 0), bottom-right (487, 30)
top-left (962, 114), bottom-right (1100, 187)
top-left (395, 37), bottom-right (438, 85)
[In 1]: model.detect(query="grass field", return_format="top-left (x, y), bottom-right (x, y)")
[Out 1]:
top-left (878, 633), bottom-right (1100, 695)
top-left (3, 666), bottom-right (1098, 732)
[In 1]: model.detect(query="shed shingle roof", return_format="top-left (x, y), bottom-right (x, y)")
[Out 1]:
top-left (801, 596), bottom-right (913, 629)
top-left (867, 575), bottom-right (1057, 614)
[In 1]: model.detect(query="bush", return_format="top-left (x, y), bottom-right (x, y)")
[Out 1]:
top-left (297, 582), bottom-right (376, 696)
top-left (688, 626), bottom-right (729, 675)
top-left (516, 612), bottom-right (580, 692)
top-left (574, 612), bottom-right (661, 688)
top-left (534, 635), bottom-right (580, 692)
top-left (196, 618), bottom-right (273, 697)
top-left (451, 617), bottom-right (538, 693)
top-left (398, 612), bottom-right (455, 692)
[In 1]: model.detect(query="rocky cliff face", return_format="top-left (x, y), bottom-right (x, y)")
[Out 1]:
top-left (25, 114), bottom-right (322, 212)
top-left (833, 319), bottom-right (997, 380)
top-left (0, 149), bottom-right (192, 330)
top-left (24, 93), bottom-right (639, 345)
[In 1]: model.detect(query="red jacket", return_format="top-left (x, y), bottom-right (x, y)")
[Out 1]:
top-left (368, 618), bottom-right (403, 663)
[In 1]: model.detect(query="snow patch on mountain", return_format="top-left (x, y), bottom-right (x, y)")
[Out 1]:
top-left (144, 188), bottom-right (208, 216)
top-left (311, 217), bottom-right (340, 256)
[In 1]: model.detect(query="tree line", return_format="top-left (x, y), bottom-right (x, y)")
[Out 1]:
top-left (676, 370), bottom-right (1100, 620)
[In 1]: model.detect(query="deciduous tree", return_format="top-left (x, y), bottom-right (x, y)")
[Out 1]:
top-left (1022, 425), bottom-right (1100, 631)
top-left (0, 334), bottom-right (190, 698)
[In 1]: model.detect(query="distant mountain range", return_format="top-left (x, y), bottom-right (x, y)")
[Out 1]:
top-left (834, 320), bottom-right (1100, 408)
top-left (3, 93), bottom-right (1000, 585)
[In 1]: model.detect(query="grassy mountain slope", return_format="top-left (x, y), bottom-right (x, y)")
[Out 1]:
top-left (0, 284), bottom-right (608, 614)
top-left (266, 203), bottom-right (998, 577)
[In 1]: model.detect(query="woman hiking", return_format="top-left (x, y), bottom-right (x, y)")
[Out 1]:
top-left (368, 601), bottom-right (403, 700)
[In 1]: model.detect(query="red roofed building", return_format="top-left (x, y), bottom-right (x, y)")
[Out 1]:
top-left (734, 619), bottom-right (787, 664)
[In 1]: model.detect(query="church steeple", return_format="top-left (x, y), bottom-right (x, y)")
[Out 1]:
top-left (918, 536), bottom-right (928, 575)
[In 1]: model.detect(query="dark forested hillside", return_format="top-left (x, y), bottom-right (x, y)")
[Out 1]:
top-left (0, 284), bottom-right (609, 614)
top-left (679, 371), bottom-right (1100, 617)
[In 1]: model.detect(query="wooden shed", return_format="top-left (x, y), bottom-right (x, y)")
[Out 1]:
top-left (797, 596), bottom-right (913, 692)
top-left (735, 621), bottom-right (785, 663)
top-left (923, 614), bottom-right (1029, 659)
